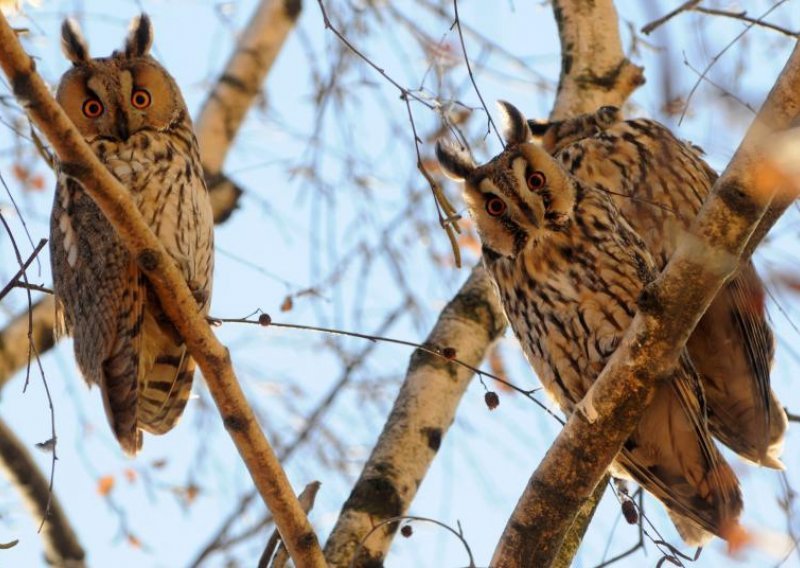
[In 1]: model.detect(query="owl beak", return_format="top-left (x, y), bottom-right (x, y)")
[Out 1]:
top-left (115, 115), bottom-right (130, 142)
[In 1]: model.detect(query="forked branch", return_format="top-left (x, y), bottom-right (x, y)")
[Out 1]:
top-left (491, 39), bottom-right (800, 568)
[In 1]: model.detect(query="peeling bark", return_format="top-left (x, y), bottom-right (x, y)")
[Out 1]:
top-left (490, 39), bottom-right (800, 568)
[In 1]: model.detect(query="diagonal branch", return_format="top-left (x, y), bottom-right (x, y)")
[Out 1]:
top-left (323, 1), bottom-right (644, 565)
top-left (0, 418), bottom-right (85, 567)
top-left (0, 0), bottom-right (299, 389)
top-left (490, 39), bottom-right (800, 568)
top-left (0, 13), bottom-right (324, 568)
top-left (194, 0), bottom-right (301, 175)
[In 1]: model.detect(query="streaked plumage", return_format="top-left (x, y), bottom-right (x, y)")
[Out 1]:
top-left (50, 15), bottom-right (214, 454)
top-left (437, 101), bottom-right (742, 545)
top-left (529, 107), bottom-right (786, 469)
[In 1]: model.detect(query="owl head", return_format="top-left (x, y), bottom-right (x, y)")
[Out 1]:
top-left (437, 101), bottom-right (576, 260)
top-left (56, 14), bottom-right (188, 143)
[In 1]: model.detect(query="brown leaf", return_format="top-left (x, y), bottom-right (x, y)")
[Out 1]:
top-left (97, 475), bottom-right (115, 496)
top-left (280, 295), bottom-right (293, 312)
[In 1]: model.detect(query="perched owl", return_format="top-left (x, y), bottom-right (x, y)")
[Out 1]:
top-left (437, 102), bottom-right (742, 545)
top-left (527, 107), bottom-right (786, 469)
top-left (50, 15), bottom-right (214, 454)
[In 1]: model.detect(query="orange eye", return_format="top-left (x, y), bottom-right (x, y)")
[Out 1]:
top-left (131, 89), bottom-right (151, 109)
top-left (485, 197), bottom-right (507, 217)
top-left (82, 98), bottom-right (104, 118)
top-left (527, 171), bottom-right (546, 190)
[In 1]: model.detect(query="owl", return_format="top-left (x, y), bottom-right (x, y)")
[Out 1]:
top-left (437, 102), bottom-right (742, 545)
top-left (528, 107), bottom-right (787, 469)
top-left (50, 15), bottom-right (214, 454)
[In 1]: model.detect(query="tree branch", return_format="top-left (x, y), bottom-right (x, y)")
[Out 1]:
top-left (0, 0), bottom-right (297, 389)
top-left (0, 13), bottom-right (324, 568)
top-left (550, 0), bottom-right (645, 120)
top-left (0, 418), bottom-right (85, 567)
top-left (323, 265), bottom-right (505, 566)
top-left (323, 1), bottom-right (644, 565)
top-left (194, 0), bottom-right (302, 175)
top-left (490, 39), bottom-right (800, 568)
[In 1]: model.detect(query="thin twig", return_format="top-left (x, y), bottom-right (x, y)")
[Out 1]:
top-left (349, 515), bottom-right (476, 568)
top-left (0, 238), bottom-right (47, 303)
top-left (679, 0), bottom-right (789, 124)
top-left (641, 0), bottom-right (701, 35)
top-left (692, 6), bottom-right (800, 38)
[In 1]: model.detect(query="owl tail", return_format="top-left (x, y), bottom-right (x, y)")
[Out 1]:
top-left (688, 262), bottom-right (786, 469)
top-left (136, 309), bottom-right (195, 436)
top-left (616, 369), bottom-right (743, 546)
top-left (100, 266), bottom-right (146, 455)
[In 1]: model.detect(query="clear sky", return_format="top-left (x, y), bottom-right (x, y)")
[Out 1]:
top-left (1, 1), bottom-right (799, 567)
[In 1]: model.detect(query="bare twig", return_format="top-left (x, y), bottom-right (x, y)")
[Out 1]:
top-left (349, 515), bottom-right (476, 568)
top-left (0, 237), bottom-right (46, 303)
top-left (491, 38), bottom-right (800, 568)
top-left (692, 6), bottom-right (799, 38)
top-left (0, 418), bottom-right (84, 566)
top-left (451, 0), bottom-right (503, 145)
top-left (260, 481), bottom-right (322, 568)
top-left (0, 14), bottom-right (325, 567)
top-left (641, 0), bottom-right (701, 35)
top-left (679, 0), bottom-right (788, 124)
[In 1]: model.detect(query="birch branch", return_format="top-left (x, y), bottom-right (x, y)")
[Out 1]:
top-left (0, 418), bottom-right (85, 567)
top-left (322, 266), bottom-right (505, 566)
top-left (0, 0), bottom-right (300, 389)
top-left (323, 0), bottom-right (643, 565)
top-left (0, 14), bottom-right (324, 568)
top-left (491, 39), bottom-right (800, 568)
top-left (194, 0), bottom-right (301, 174)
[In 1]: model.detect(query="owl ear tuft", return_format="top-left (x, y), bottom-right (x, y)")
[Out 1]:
top-left (436, 140), bottom-right (476, 181)
top-left (124, 13), bottom-right (153, 58)
top-left (61, 18), bottom-right (90, 65)
top-left (497, 100), bottom-right (531, 146)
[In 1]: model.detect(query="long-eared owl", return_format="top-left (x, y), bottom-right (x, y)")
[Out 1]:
top-left (50, 15), bottom-right (214, 454)
top-left (437, 102), bottom-right (742, 545)
top-left (527, 106), bottom-right (786, 470)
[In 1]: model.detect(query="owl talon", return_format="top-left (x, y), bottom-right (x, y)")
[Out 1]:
top-left (576, 393), bottom-right (599, 424)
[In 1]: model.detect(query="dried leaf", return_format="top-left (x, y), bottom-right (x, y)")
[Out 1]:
top-left (280, 295), bottom-right (293, 312)
top-left (97, 475), bottom-right (115, 496)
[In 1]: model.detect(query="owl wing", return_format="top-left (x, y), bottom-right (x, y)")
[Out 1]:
top-left (50, 178), bottom-right (145, 453)
top-left (616, 355), bottom-right (743, 545)
top-left (551, 115), bottom-right (785, 467)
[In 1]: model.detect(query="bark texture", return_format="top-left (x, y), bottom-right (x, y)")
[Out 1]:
top-left (323, 266), bottom-right (505, 566)
top-left (0, 13), bottom-right (324, 568)
top-left (0, 418), bottom-right (85, 567)
top-left (0, 0), bottom-right (299, 390)
top-left (490, 40), bottom-right (800, 568)
top-left (323, 1), bottom-right (643, 565)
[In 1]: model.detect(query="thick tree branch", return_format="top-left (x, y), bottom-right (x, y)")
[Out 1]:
top-left (0, 14), bottom-right (324, 568)
top-left (323, 266), bottom-right (505, 566)
top-left (550, 0), bottom-right (645, 120)
top-left (194, 0), bottom-right (301, 175)
top-left (0, 0), bottom-right (298, 388)
top-left (323, 1), bottom-right (643, 565)
top-left (0, 418), bottom-right (85, 567)
top-left (490, 40), bottom-right (800, 568)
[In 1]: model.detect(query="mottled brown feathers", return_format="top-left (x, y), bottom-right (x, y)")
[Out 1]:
top-left (438, 101), bottom-right (750, 545)
top-left (51, 14), bottom-right (214, 454)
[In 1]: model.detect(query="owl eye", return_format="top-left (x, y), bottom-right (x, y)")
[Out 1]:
top-left (82, 98), bottom-right (104, 118)
top-left (527, 171), bottom-right (546, 190)
top-left (131, 89), bottom-right (152, 109)
top-left (485, 197), bottom-right (507, 217)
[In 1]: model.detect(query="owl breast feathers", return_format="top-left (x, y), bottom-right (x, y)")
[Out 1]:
top-left (438, 100), bottom-right (786, 545)
top-left (50, 14), bottom-right (214, 454)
